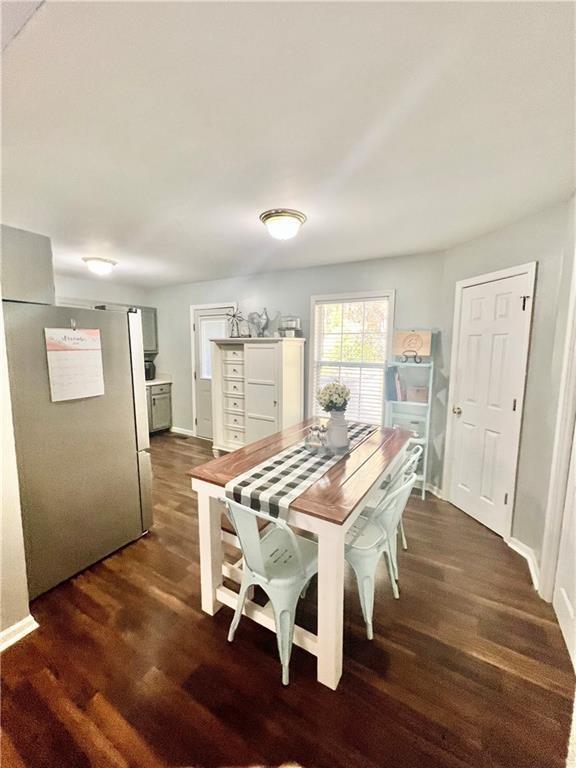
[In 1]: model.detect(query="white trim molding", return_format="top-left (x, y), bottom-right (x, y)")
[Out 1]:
top-left (505, 537), bottom-right (540, 591)
top-left (425, 483), bottom-right (444, 500)
top-left (307, 289), bottom-right (396, 419)
top-left (442, 262), bottom-right (537, 540)
top-left (0, 614), bottom-right (39, 653)
top-left (170, 426), bottom-right (196, 438)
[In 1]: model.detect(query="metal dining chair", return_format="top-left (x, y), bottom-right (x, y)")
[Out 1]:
top-left (223, 498), bottom-right (318, 685)
top-left (345, 472), bottom-right (417, 638)
top-left (378, 444), bottom-right (423, 552)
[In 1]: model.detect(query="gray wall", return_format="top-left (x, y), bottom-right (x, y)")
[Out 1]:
top-left (440, 199), bottom-right (574, 559)
top-left (151, 250), bottom-right (445, 478)
top-left (54, 275), bottom-right (152, 307)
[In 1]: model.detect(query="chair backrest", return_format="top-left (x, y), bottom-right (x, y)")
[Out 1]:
top-left (373, 472), bottom-right (417, 535)
top-left (388, 444), bottom-right (422, 492)
top-left (363, 444), bottom-right (422, 518)
top-left (223, 498), bottom-right (304, 581)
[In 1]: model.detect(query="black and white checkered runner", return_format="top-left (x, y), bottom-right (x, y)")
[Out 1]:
top-left (225, 422), bottom-right (377, 518)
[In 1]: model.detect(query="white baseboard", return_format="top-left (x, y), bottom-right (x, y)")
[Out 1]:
top-left (425, 483), bottom-right (444, 499)
top-left (415, 480), bottom-right (443, 499)
top-left (169, 426), bottom-right (196, 437)
top-left (505, 537), bottom-right (540, 590)
top-left (0, 614), bottom-right (39, 652)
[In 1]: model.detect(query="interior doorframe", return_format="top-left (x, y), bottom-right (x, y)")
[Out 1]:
top-left (442, 262), bottom-right (537, 538)
top-left (540, 243), bottom-right (576, 601)
top-left (190, 302), bottom-right (237, 439)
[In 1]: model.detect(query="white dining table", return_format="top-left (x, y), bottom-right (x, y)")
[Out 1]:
top-left (190, 419), bottom-right (411, 690)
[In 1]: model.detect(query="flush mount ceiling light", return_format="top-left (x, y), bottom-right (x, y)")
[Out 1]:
top-left (259, 209), bottom-right (307, 240)
top-left (82, 257), bottom-right (117, 276)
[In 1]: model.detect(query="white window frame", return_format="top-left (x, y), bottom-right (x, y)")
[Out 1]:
top-left (307, 290), bottom-right (396, 419)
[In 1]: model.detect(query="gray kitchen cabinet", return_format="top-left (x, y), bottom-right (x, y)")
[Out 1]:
top-left (89, 302), bottom-right (158, 354)
top-left (148, 384), bottom-right (172, 432)
top-left (139, 306), bottom-right (158, 354)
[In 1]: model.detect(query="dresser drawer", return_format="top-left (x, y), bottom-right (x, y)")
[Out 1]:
top-left (222, 346), bottom-right (244, 362)
top-left (225, 412), bottom-right (245, 428)
top-left (225, 428), bottom-right (245, 447)
top-left (224, 379), bottom-right (244, 396)
top-left (149, 383), bottom-right (171, 395)
top-left (224, 395), bottom-right (244, 412)
top-left (224, 362), bottom-right (244, 379)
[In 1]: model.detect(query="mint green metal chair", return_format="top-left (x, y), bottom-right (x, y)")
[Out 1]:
top-left (345, 472), bottom-right (417, 639)
top-left (224, 498), bottom-right (318, 685)
top-left (373, 443), bottom-right (422, 552)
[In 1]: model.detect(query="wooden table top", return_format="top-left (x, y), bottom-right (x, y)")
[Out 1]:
top-left (189, 419), bottom-right (412, 525)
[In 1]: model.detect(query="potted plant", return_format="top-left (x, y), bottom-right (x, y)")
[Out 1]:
top-left (317, 381), bottom-right (351, 451)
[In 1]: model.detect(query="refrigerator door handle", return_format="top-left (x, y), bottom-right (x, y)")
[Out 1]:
top-left (128, 309), bottom-right (150, 451)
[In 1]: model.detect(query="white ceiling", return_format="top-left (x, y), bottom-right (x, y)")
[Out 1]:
top-left (2, 1), bottom-right (574, 287)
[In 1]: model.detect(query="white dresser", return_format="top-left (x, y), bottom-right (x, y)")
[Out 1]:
top-left (211, 338), bottom-right (305, 456)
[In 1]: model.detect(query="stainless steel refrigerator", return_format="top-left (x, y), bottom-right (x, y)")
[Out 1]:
top-left (3, 300), bottom-right (153, 599)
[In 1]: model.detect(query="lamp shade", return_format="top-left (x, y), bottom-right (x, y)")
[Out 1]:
top-left (83, 257), bottom-right (117, 276)
top-left (260, 209), bottom-right (307, 240)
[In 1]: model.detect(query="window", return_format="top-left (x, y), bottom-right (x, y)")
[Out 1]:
top-left (199, 317), bottom-right (227, 379)
top-left (310, 293), bottom-right (393, 424)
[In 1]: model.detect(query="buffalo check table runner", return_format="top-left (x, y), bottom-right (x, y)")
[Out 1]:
top-left (225, 422), bottom-right (377, 518)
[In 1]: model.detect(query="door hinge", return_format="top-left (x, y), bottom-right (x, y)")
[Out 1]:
top-left (504, 493), bottom-right (509, 505)
top-left (193, 323), bottom-right (196, 332)
top-left (521, 295), bottom-right (531, 311)
top-left (194, 370), bottom-right (196, 380)
top-left (195, 418), bottom-right (197, 426)
top-left (512, 398), bottom-right (517, 411)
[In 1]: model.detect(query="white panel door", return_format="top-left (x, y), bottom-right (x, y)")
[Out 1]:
top-left (245, 343), bottom-right (279, 443)
top-left (194, 307), bottom-right (233, 439)
top-left (449, 272), bottom-right (533, 535)
top-left (553, 425), bottom-right (576, 668)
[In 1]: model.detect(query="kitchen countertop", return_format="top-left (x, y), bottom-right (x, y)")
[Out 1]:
top-left (145, 377), bottom-right (172, 387)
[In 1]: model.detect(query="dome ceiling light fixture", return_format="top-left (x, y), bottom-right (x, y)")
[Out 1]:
top-left (82, 257), bottom-right (117, 276)
top-left (259, 209), bottom-right (307, 240)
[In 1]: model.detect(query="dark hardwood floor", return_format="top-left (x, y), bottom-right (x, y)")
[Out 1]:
top-left (2, 432), bottom-right (574, 768)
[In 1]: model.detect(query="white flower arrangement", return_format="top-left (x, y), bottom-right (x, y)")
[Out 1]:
top-left (317, 381), bottom-right (351, 413)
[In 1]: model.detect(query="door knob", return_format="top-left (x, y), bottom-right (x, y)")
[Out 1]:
top-left (452, 405), bottom-right (462, 415)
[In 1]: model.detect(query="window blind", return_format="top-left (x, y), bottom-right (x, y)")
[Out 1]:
top-left (311, 296), bottom-right (391, 425)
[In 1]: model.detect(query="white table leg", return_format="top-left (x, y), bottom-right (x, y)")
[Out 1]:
top-left (316, 522), bottom-right (345, 690)
top-left (194, 481), bottom-right (223, 615)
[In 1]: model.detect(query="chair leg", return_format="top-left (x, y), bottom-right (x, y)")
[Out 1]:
top-left (384, 542), bottom-right (400, 599)
top-left (347, 553), bottom-right (380, 640)
top-left (359, 574), bottom-right (376, 640)
top-left (389, 530), bottom-right (399, 581)
top-left (228, 578), bottom-right (251, 642)
top-left (269, 591), bottom-right (300, 686)
top-left (400, 519), bottom-right (408, 551)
